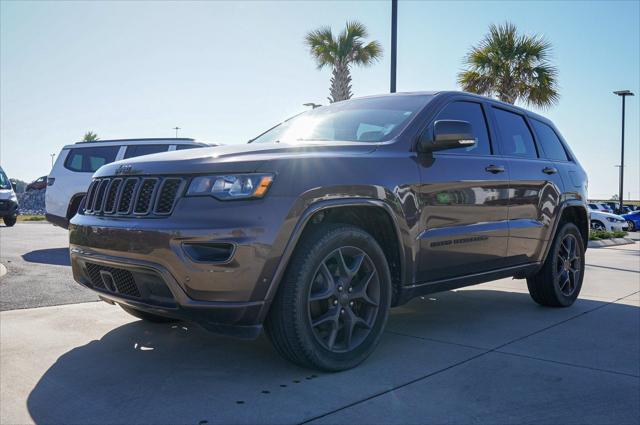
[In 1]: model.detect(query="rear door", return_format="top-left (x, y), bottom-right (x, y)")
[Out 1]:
top-left (416, 99), bottom-right (510, 283)
top-left (490, 106), bottom-right (564, 266)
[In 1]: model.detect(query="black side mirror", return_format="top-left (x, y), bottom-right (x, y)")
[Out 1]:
top-left (418, 120), bottom-right (477, 152)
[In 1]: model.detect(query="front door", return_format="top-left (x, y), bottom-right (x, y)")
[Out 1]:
top-left (416, 100), bottom-right (510, 283)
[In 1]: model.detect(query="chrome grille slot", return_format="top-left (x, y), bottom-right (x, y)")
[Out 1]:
top-left (104, 178), bottom-right (123, 213)
top-left (154, 178), bottom-right (183, 214)
top-left (134, 178), bottom-right (159, 214)
top-left (117, 178), bottom-right (138, 214)
top-left (92, 179), bottom-right (110, 213)
top-left (84, 180), bottom-right (99, 213)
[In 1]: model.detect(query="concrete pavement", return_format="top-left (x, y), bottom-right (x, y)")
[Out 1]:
top-left (0, 224), bottom-right (638, 424)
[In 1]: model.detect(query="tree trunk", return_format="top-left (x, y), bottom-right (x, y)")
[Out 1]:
top-left (328, 60), bottom-right (352, 103)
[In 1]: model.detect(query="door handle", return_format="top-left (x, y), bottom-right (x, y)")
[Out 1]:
top-left (485, 165), bottom-right (505, 174)
top-left (542, 166), bottom-right (558, 175)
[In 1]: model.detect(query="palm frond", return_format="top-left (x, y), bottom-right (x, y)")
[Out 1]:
top-left (458, 21), bottom-right (559, 108)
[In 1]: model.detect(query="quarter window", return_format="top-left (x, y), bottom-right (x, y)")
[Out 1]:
top-left (493, 108), bottom-right (538, 158)
top-left (175, 144), bottom-right (200, 151)
top-left (64, 146), bottom-right (119, 172)
top-left (124, 144), bottom-right (168, 159)
top-left (434, 101), bottom-right (491, 155)
top-left (531, 120), bottom-right (569, 161)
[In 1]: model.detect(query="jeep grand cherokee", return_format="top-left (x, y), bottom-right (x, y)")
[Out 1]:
top-left (69, 92), bottom-right (589, 371)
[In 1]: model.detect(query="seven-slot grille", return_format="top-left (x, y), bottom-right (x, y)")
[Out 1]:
top-left (84, 176), bottom-right (184, 217)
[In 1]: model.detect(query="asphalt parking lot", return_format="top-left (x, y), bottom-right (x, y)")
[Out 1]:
top-left (1, 223), bottom-right (639, 424)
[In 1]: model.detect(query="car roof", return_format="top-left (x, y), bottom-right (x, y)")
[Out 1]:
top-left (362, 91), bottom-right (555, 126)
top-left (61, 138), bottom-right (211, 149)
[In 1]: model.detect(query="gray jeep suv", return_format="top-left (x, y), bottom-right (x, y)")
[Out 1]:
top-left (69, 92), bottom-right (589, 371)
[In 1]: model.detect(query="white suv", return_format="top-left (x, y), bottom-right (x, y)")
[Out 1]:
top-left (46, 138), bottom-right (213, 228)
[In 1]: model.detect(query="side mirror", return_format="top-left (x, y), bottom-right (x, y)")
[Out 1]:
top-left (418, 120), bottom-right (477, 152)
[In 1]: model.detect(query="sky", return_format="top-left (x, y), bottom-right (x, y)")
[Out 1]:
top-left (1, 0), bottom-right (639, 200)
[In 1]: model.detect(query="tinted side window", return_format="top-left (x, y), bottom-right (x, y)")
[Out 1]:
top-left (175, 144), bottom-right (200, 151)
top-left (531, 120), bottom-right (569, 161)
top-left (435, 101), bottom-right (491, 155)
top-left (64, 146), bottom-right (119, 172)
top-left (124, 144), bottom-right (168, 159)
top-left (493, 108), bottom-right (537, 158)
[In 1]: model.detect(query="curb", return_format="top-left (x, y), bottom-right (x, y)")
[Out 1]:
top-left (0, 263), bottom-right (6, 278)
top-left (588, 238), bottom-right (636, 248)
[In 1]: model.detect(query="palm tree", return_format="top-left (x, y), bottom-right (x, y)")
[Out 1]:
top-left (305, 21), bottom-right (383, 103)
top-left (82, 131), bottom-right (99, 142)
top-left (457, 22), bottom-right (559, 108)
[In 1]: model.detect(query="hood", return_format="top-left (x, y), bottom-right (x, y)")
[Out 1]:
top-left (590, 210), bottom-right (624, 220)
top-left (94, 141), bottom-right (377, 177)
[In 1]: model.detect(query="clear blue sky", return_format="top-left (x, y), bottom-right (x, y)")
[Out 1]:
top-left (1, 0), bottom-right (638, 200)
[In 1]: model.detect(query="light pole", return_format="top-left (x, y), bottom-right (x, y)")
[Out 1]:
top-left (390, 0), bottom-right (398, 93)
top-left (50, 153), bottom-right (55, 169)
top-left (613, 90), bottom-right (634, 213)
top-left (173, 126), bottom-right (181, 138)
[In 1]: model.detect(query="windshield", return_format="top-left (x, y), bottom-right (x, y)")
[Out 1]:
top-left (0, 169), bottom-right (11, 190)
top-left (251, 95), bottom-right (433, 144)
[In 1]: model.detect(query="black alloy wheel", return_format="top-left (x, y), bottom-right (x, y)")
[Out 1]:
top-left (307, 246), bottom-right (380, 353)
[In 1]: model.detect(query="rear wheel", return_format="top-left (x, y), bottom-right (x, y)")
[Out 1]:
top-left (3, 215), bottom-right (16, 227)
top-left (119, 304), bottom-right (177, 323)
top-left (265, 224), bottom-right (391, 371)
top-left (527, 222), bottom-right (585, 307)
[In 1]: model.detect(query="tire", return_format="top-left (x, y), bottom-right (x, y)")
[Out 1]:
top-left (591, 220), bottom-right (606, 231)
top-left (265, 223), bottom-right (392, 371)
top-left (527, 222), bottom-right (585, 307)
top-left (3, 215), bottom-right (16, 227)
top-left (626, 220), bottom-right (636, 232)
top-left (119, 304), bottom-right (177, 323)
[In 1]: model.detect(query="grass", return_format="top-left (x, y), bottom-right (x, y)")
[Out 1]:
top-left (589, 229), bottom-right (628, 241)
top-left (17, 215), bottom-right (46, 222)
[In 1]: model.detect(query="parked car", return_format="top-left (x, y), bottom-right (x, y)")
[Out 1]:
top-left (46, 138), bottom-right (214, 228)
top-left (588, 202), bottom-right (614, 214)
top-left (622, 211), bottom-right (640, 232)
top-left (68, 91), bottom-right (589, 371)
top-left (0, 166), bottom-right (19, 227)
top-left (589, 210), bottom-right (628, 232)
top-left (26, 175), bottom-right (48, 192)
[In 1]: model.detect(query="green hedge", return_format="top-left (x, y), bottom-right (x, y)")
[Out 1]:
top-left (589, 230), bottom-right (628, 241)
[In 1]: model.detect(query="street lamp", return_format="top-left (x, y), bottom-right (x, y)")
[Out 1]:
top-left (613, 90), bottom-right (634, 213)
top-left (173, 126), bottom-right (181, 138)
top-left (390, 0), bottom-right (398, 93)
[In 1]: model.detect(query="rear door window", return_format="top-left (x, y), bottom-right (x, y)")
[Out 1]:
top-left (124, 144), bottom-right (169, 159)
top-left (64, 146), bottom-right (119, 172)
top-left (492, 108), bottom-right (538, 158)
top-left (531, 119), bottom-right (569, 161)
top-left (435, 101), bottom-right (492, 155)
top-left (175, 144), bottom-right (201, 151)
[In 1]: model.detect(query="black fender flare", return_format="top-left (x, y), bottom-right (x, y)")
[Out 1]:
top-left (263, 198), bottom-right (407, 303)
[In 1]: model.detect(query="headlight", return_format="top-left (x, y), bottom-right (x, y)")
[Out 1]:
top-left (10, 192), bottom-right (17, 202)
top-left (186, 173), bottom-right (274, 200)
top-left (606, 217), bottom-right (616, 222)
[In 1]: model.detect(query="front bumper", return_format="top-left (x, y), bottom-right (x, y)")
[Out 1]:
top-left (0, 199), bottom-right (18, 217)
top-left (71, 249), bottom-right (266, 338)
top-left (69, 195), bottom-right (295, 338)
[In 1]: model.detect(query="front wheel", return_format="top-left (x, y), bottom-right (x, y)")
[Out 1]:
top-left (3, 215), bottom-right (16, 227)
top-left (265, 224), bottom-right (391, 371)
top-left (591, 220), bottom-right (606, 231)
top-left (626, 220), bottom-right (636, 232)
top-left (527, 222), bottom-right (585, 307)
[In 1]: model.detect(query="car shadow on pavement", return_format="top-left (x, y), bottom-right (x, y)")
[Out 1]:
top-left (22, 248), bottom-right (70, 266)
top-left (25, 290), bottom-right (639, 424)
